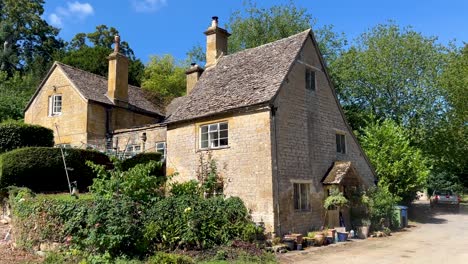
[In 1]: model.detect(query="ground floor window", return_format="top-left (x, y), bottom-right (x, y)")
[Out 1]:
top-left (156, 142), bottom-right (166, 160)
top-left (126, 144), bottom-right (141, 153)
top-left (293, 183), bottom-right (310, 211)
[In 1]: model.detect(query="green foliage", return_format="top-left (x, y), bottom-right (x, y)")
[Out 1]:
top-left (147, 252), bottom-right (194, 264)
top-left (141, 54), bottom-right (187, 103)
top-left (332, 23), bottom-right (449, 135)
top-left (0, 71), bottom-right (39, 121)
top-left (170, 180), bottom-right (201, 197)
top-left (143, 196), bottom-right (254, 250)
top-left (87, 160), bottom-right (165, 204)
top-left (121, 152), bottom-right (163, 171)
top-left (363, 187), bottom-right (401, 230)
top-left (0, 147), bottom-right (110, 192)
top-left (323, 187), bottom-right (349, 209)
top-left (197, 152), bottom-right (224, 197)
top-left (57, 25), bottom-right (144, 86)
top-left (0, 121), bottom-right (53, 153)
top-left (0, 0), bottom-right (63, 75)
top-left (360, 119), bottom-right (430, 203)
top-left (426, 171), bottom-right (463, 195)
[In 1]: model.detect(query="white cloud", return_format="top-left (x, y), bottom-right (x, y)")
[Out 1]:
top-left (48, 1), bottom-right (94, 28)
top-left (132, 0), bottom-right (167, 13)
top-left (48, 13), bottom-right (63, 27)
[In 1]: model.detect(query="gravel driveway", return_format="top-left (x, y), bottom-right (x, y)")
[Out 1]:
top-left (279, 201), bottom-right (468, 264)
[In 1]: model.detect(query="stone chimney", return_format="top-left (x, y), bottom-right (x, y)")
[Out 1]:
top-left (107, 35), bottom-right (129, 106)
top-left (204, 16), bottom-right (231, 68)
top-left (185, 63), bottom-right (204, 94)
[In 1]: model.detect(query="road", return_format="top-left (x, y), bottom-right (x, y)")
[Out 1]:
top-left (279, 202), bottom-right (468, 264)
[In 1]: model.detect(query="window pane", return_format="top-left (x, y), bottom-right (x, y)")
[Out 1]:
top-left (201, 140), bottom-right (208, 149)
top-left (220, 130), bottom-right (228, 139)
top-left (301, 184), bottom-right (309, 210)
top-left (220, 123), bottom-right (228, 130)
top-left (209, 131), bottom-right (218, 140)
top-left (341, 135), bottom-right (346, 153)
top-left (201, 132), bottom-right (208, 141)
top-left (219, 138), bottom-right (228, 146)
top-left (209, 124), bottom-right (218, 131)
top-left (201, 126), bottom-right (208, 133)
top-left (336, 134), bottom-right (341, 152)
top-left (293, 183), bottom-right (299, 210)
top-left (210, 139), bottom-right (219, 148)
top-left (310, 71), bottom-right (315, 90)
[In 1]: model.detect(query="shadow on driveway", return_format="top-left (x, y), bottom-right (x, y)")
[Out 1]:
top-left (409, 202), bottom-right (467, 224)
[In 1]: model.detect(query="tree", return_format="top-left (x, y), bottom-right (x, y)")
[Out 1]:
top-left (426, 44), bottom-right (468, 187)
top-left (141, 54), bottom-right (187, 103)
top-left (360, 119), bottom-right (430, 203)
top-left (57, 25), bottom-right (144, 86)
top-left (0, 0), bottom-right (63, 75)
top-left (187, 1), bottom-right (346, 68)
top-left (331, 23), bottom-right (449, 135)
top-left (0, 70), bottom-right (38, 121)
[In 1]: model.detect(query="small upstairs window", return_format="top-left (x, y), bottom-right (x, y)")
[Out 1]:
top-left (49, 94), bottom-right (62, 116)
top-left (200, 122), bottom-right (228, 149)
top-left (156, 142), bottom-right (166, 160)
top-left (305, 69), bottom-right (316, 91)
top-left (336, 133), bottom-right (346, 154)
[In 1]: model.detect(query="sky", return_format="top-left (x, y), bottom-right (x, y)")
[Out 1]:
top-left (42, 0), bottom-right (468, 63)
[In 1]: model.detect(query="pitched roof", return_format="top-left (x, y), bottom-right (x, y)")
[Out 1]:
top-left (25, 62), bottom-right (164, 116)
top-left (166, 29), bottom-right (311, 123)
top-left (322, 161), bottom-right (361, 186)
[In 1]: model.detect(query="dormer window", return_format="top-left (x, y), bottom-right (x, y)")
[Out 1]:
top-left (49, 94), bottom-right (62, 116)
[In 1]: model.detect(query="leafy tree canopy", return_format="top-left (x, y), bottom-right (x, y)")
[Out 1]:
top-left (0, 70), bottom-right (38, 121)
top-left (57, 25), bottom-right (144, 86)
top-left (332, 23), bottom-right (450, 135)
top-left (0, 0), bottom-right (63, 76)
top-left (360, 119), bottom-right (430, 203)
top-left (141, 54), bottom-right (187, 103)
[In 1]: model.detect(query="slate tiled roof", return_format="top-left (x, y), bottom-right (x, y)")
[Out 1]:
top-left (56, 62), bottom-right (164, 116)
top-left (166, 29), bottom-right (311, 123)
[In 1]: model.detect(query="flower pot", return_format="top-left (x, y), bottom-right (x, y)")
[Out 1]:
top-left (327, 229), bottom-right (336, 240)
top-left (314, 233), bottom-right (325, 246)
top-left (357, 225), bottom-right (370, 239)
top-left (337, 232), bottom-right (349, 242)
top-left (283, 239), bottom-right (296, 250)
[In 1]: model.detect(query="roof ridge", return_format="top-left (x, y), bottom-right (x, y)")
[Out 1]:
top-left (55, 61), bottom-right (143, 90)
top-left (222, 28), bottom-right (311, 59)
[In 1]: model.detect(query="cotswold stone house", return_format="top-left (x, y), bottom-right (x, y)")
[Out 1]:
top-left (25, 17), bottom-right (376, 235)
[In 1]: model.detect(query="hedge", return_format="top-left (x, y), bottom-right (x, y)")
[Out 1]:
top-left (121, 152), bottom-right (164, 176)
top-left (0, 121), bottom-right (54, 153)
top-left (0, 147), bottom-right (111, 192)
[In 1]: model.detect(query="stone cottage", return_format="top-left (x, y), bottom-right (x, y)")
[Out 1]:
top-left (25, 17), bottom-right (376, 235)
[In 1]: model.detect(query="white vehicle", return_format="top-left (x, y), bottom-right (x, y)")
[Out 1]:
top-left (430, 190), bottom-right (460, 210)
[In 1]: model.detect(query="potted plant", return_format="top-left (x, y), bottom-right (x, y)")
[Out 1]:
top-left (356, 218), bottom-right (371, 239)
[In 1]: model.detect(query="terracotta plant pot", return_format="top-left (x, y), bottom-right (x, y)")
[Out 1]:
top-left (314, 233), bottom-right (325, 246)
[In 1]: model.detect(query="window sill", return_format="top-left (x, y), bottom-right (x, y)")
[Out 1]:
top-left (294, 210), bottom-right (312, 213)
top-left (49, 114), bottom-right (62, 117)
top-left (198, 146), bottom-right (230, 152)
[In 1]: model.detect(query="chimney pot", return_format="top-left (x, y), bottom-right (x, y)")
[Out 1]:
top-left (191, 62), bottom-right (197, 67)
top-left (114, 35), bottom-right (120, 53)
top-left (211, 16), bottom-right (219, 27)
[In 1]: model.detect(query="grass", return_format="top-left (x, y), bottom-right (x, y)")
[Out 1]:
top-left (35, 192), bottom-right (94, 201)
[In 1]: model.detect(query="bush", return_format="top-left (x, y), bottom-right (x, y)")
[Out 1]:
top-left (170, 180), bottom-right (201, 197)
top-left (0, 121), bottom-right (54, 153)
top-left (0, 147), bottom-right (111, 192)
top-left (364, 187), bottom-right (401, 230)
top-left (143, 196), bottom-right (256, 250)
top-left (121, 152), bottom-right (163, 173)
top-left (147, 252), bottom-right (194, 264)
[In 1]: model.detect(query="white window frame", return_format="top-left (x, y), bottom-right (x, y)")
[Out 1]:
top-left (293, 182), bottom-right (311, 212)
top-left (199, 122), bottom-right (228, 149)
top-left (126, 144), bottom-right (141, 153)
top-left (49, 94), bottom-right (62, 116)
top-left (336, 133), bottom-right (346, 154)
top-left (156, 142), bottom-right (166, 160)
top-left (305, 68), bottom-right (316, 91)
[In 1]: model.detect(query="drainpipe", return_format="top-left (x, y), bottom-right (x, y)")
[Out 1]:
top-left (270, 104), bottom-right (281, 235)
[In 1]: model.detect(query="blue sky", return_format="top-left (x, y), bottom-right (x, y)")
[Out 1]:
top-left (43, 0), bottom-right (467, 63)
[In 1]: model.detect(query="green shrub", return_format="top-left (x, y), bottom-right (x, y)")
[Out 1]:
top-left (0, 147), bottom-right (110, 192)
top-left (143, 196), bottom-right (255, 250)
top-left (147, 252), bottom-right (194, 264)
top-left (88, 160), bottom-right (165, 204)
top-left (170, 180), bottom-right (201, 197)
top-left (121, 152), bottom-right (163, 172)
top-left (0, 121), bottom-right (54, 153)
top-left (364, 187), bottom-right (401, 230)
